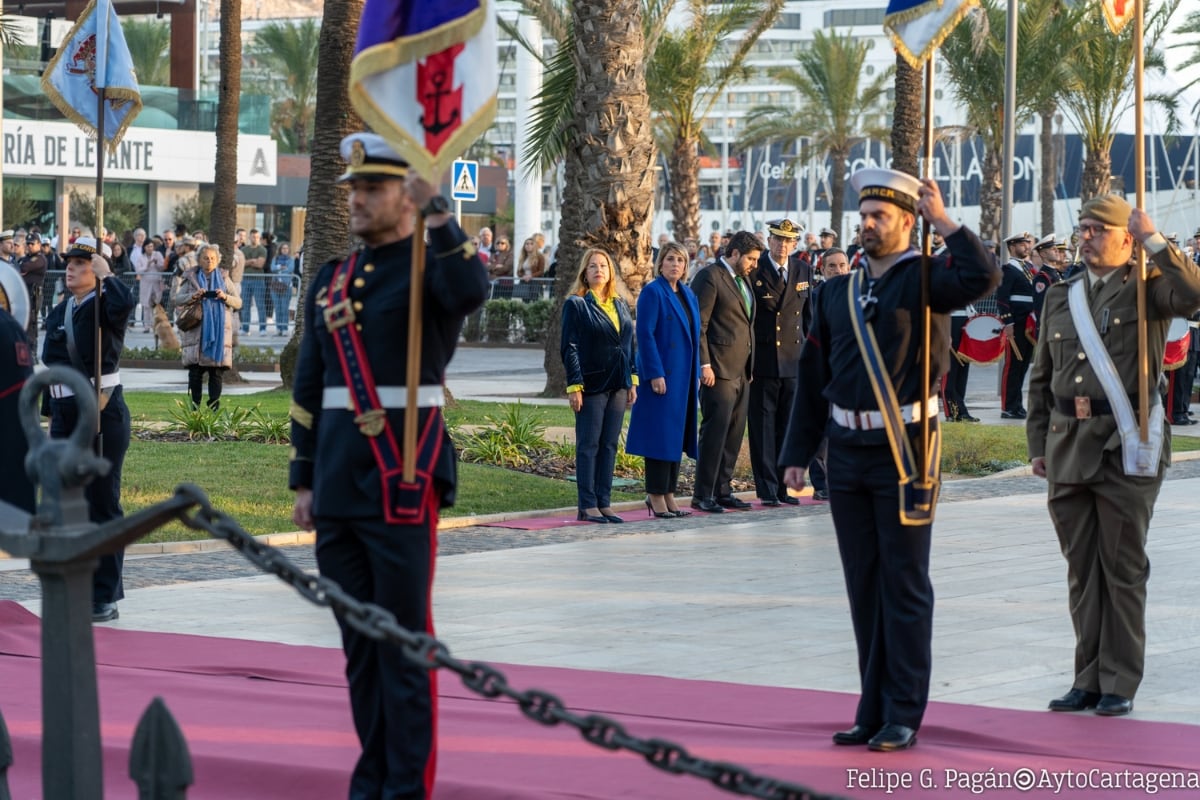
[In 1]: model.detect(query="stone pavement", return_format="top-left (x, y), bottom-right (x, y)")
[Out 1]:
top-left (3, 346), bottom-right (1200, 730)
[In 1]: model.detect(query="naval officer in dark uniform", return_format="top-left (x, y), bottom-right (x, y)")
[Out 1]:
top-left (749, 218), bottom-right (812, 506)
top-left (780, 168), bottom-right (1000, 751)
top-left (289, 133), bottom-right (489, 800)
top-left (41, 237), bottom-right (135, 622)
top-left (998, 231), bottom-right (1037, 418)
top-left (0, 268), bottom-right (34, 514)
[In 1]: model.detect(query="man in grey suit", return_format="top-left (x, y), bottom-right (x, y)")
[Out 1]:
top-left (690, 230), bottom-right (763, 513)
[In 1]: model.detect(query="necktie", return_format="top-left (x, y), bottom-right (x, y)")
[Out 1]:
top-left (779, 265), bottom-right (786, 284)
top-left (735, 276), bottom-right (750, 314)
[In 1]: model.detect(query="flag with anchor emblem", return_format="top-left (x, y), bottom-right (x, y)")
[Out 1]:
top-left (883, 0), bottom-right (978, 70)
top-left (349, 0), bottom-right (498, 180)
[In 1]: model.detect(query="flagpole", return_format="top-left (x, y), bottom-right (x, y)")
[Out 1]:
top-left (919, 57), bottom-right (936, 480)
top-left (1133, 0), bottom-right (1148, 443)
top-left (404, 217), bottom-right (425, 483)
top-left (94, 85), bottom-right (106, 447)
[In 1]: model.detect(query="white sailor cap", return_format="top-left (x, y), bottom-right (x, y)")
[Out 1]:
top-left (850, 168), bottom-right (921, 213)
top-left (338, 132), bottom-right (410, 182)
top-left (65, 236), bottom-right (112, 260)
top-left (0, 230), bottom-right (13, 242)
top-left (819, 227), bottom-right (838, 239)
top-left (1004, 231), bottom-right (1034, 245)
top-left (1034, 234), bottom-right (1057, 251)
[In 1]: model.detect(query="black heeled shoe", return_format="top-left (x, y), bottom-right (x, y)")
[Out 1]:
top-left (644, 497), bottom-right (675, 519)
top-left (577, 510), bottom-right (608, 523)
top-left (670, 508), bottom-right (692, 517)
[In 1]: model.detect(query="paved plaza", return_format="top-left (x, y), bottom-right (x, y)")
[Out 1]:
top-left (3, 347), bottom-right (1200, 733)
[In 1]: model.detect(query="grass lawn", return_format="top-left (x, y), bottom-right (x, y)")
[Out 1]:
top-left (117, 392), bottom-right (1200, 541)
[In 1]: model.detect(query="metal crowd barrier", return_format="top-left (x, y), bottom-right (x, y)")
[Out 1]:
top-left (489, 276), bottom-right (556, 301)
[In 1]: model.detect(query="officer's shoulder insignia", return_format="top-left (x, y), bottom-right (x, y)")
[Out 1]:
top-left (1035, 282), bottom-right (1046, 293)
top-left (14, 341), bottom-right (30, 367)
top-left (314, 286), bottom-right (330, 308)
top-left (795, 281), bottom-right (810, 292)
top-left (755, 280), bottom-right (763, 287)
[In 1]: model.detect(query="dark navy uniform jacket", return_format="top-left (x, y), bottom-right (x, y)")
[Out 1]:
top-left (780, 228), bottom-right (1001, 468)
top-left (751, 251), bottom-right (813, 378)
top-left (0, 309), bottom-right (35, 513)
top-left (41, 276), bottom-right (134, 380)
top-left (289, 220), bottom-right (489, 518)
top-left (996, 258), bottom-right (1037, 324)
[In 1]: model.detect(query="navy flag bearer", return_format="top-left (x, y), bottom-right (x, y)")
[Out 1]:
top-left (749, 218), bottom-right (812, 506)
top-left (289, 133), bottom-right (490, 799)
top-left (780, 168), bottom-right (1000, 752)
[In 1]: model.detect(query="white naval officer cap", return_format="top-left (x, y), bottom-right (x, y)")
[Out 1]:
top-left (1004, 231), bottom-right (1034, 245)
top-left (1034, 234), bottom-right (1057, 251)
top-left (338, 132), bottom-right (410, 183)
top-left (850, 168), bottom-right (921, 213)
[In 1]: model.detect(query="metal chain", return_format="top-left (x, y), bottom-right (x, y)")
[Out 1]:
top-left (170, 484), bottom-right (845, 800)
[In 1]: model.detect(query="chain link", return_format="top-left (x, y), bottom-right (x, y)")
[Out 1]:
top-left (170, 484), bottom-right (845, 800)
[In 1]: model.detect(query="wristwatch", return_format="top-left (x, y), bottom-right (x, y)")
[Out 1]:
top-left (421, 195), bottom-right (451, 217)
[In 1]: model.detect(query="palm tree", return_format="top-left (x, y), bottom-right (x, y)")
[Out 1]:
top-left (248, 19), bottom-right (321, 154)
top-left (280, 0), bottom-right (363, 387)
top-left (123, 17), bottom-right (171, 86)
top-left (645, 0), bottom-right (784, 243)
top-left (740, 29), bottom-right (892, 239)
top-left (1169, 8), bottom-right (1200, 119)
top-left (890, 55), bottom-right (922, 178)
top-left (939, 1), bottom-right (1073, 240)
top-left (1057, 0), bottom-right (1177, 202)
top-left (209, 0), bottom-right (241, 276)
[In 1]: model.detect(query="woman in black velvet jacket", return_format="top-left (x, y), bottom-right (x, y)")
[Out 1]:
top-left (560, 247), bottom-right (637, 523)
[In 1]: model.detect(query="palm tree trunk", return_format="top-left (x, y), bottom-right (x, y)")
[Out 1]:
top-left (210, 0), bottom-right (241, 273)
top-left (890, 55), bottom-right (923, 177)
top-left (669, 136), bottom-right (700, 243)
top-left (1039, 105), bottom-right (1057, 235)
top-left (280, 0), bottom-right (363, 387)
top-left (541, 0), bottom-right (655, 396)
top-left (1080, 145), bottom-right (1112, 204)
top-left (828, 146), bottom-right (848, 239)
top-left (979, 144), bottom-right (1004, 243)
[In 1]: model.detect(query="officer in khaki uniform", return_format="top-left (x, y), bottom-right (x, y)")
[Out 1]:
top-left (1027, 194), bottom-right (1200, 717)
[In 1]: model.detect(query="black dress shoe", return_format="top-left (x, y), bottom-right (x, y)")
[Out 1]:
top-left (690, 499), bottom-right (724, 513)
top-left (1095, 694), bottom-right (1133, 716)
top-left (716, 496), bottom-right (751, 509)
top-left (1172, 417), bottom-right (1197, 426)
top-left (813, 490), bottom-right (829, 501)
top-left (959, 414), bottom-right (981, 422)
top-left (832, 724), bottom-right (874, 746)
top-left (778, 495), bottom-right (800, 505)
top-left (868, 723), bottom-right (917, 751)
top-left (1048, 688), bottom-right (1101, 712)
top-left (577, 510), bottom-right (609, 523)
top-left (760, 498), bottom-right (781, 507)
top-left (92, 602), bottom-right (119, 623)
top-left (1000, 410), bottom-right (1027, 420)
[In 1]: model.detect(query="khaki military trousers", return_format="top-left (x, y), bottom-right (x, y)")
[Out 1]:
top-left (1047, 451), bottom-right (1161, 699)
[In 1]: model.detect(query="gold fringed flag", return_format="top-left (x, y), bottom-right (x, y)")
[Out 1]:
top-left (884, 0), bottom-right (980, 70)
top-left (349, 0), bottom-right (499, 179)
top-left (1100, 0), bottom-right (1136, 34)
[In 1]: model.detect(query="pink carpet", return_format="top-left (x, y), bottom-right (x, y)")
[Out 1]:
top-left (1, 601), bottom-right (1198, 798)
top-left (482, 497), bottom-right (824, 530)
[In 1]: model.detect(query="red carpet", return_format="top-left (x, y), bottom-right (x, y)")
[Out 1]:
top-left (2, 601), bottom-right (1199, 798)
top-left (482, 497), bottom-right (824, 530)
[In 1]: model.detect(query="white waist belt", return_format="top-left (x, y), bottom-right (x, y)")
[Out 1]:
top-left (50, 371), bottom-right (121, 399)
top-left (831, 397), bottom-right (939, 431)
top-left (322, 385), bottom-right (445, 410)
top-left (1009, 295), bottom-right (1034, 303)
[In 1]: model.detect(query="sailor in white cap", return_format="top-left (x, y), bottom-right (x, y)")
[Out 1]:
top-left (40, 235), bottom-right (135, 623)
top-left (780, 166), bottom-right (1001, 752)
top-left (1030, 234), bottom-right (1065, 338)
top-left (997, 231), bottom-right (1037, 417)
top-left (289, 131), bottom-right (490, 798)
top-left (0, 230), bottom-right (16, 269)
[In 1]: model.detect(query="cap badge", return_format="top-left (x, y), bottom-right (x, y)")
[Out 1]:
top-left (349, 140), bottom-right (367, 168)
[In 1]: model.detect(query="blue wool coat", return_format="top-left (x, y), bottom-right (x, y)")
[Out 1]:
top-left (626, 276), bottom-right (701, 462)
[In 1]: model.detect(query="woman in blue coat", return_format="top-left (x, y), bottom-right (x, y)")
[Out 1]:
top-left (561, 247), bottom-right (638, 523)
top-left (626, 241), bottom-right (701, 517)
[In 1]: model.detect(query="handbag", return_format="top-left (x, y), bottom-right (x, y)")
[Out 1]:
top-left (177, 295), bottom-right (204, 331)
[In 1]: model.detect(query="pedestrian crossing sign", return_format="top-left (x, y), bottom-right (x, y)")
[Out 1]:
top-left (451, 160), bottom-right (479, 201)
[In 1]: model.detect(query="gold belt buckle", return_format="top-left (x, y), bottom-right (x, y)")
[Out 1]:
top-left (323, 299), bottom-right (356, 331)
top-left (1074, 396), bottom-right (1092, 420)
top-left (354, 408), bottom-right (386, 437)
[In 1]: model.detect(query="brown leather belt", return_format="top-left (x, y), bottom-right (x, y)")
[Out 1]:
top-left (1053, 394), bottom-right (1143, 419)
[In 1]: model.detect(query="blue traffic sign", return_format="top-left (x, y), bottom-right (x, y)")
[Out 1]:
top-left (451, 160), bottom-right (479, 201)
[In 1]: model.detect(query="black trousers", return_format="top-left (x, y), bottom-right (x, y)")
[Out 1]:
top-left (49, 386), bottom-right (130, 605)
top-left (826, 436), bottom-right (934, 731)
top-left (1002, 317), bottom-right (1034, 412)
top-left (1168, 351), bottom-right (1196, 420)
top-left (644, 457), bottom-right (681, 496)
top-left (696, 376), bottom-right (749, 501)
top-left (187, 364), bottom-right (225, 409)
top-left (315, 510), bottom-right (439, 800)
top-left (748, 375), bottom-right (796, 501)
top-left (942, 316), bottom-right (971, 419)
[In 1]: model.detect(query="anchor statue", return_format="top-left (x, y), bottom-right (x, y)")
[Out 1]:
top-left (0, 366), bottom-right (199, 799)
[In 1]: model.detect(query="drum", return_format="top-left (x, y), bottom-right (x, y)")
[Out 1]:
top-left (957, 313), bottom-right (1007, 364)
top-left (1025, 313), bottom-right (1039, 346)
top-left (1163, 318), bottom-right (1190, 371)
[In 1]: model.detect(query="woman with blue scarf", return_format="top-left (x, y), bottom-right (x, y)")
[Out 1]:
top-left (175, 243), bottom-right (242, 409)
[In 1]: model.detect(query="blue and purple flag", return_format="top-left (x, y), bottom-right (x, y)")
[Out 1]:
top-left (884, 0), bottom-right (979, 69)
top-left (349, 0), bottom-right (498, 180)
top-left (40, 0), bottom-right (142, 152)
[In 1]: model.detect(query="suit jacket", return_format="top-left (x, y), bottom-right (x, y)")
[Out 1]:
top-left (1027, 242), bottom-right (1200, 483)
top-left (751, 252), bottom-right (813, 378)
top-left (690, 259), bottom-right (754, 381)
top-left (560, 292), bottom-right (636, 394)
top-left (625, 276), bottom-right (701, 461)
